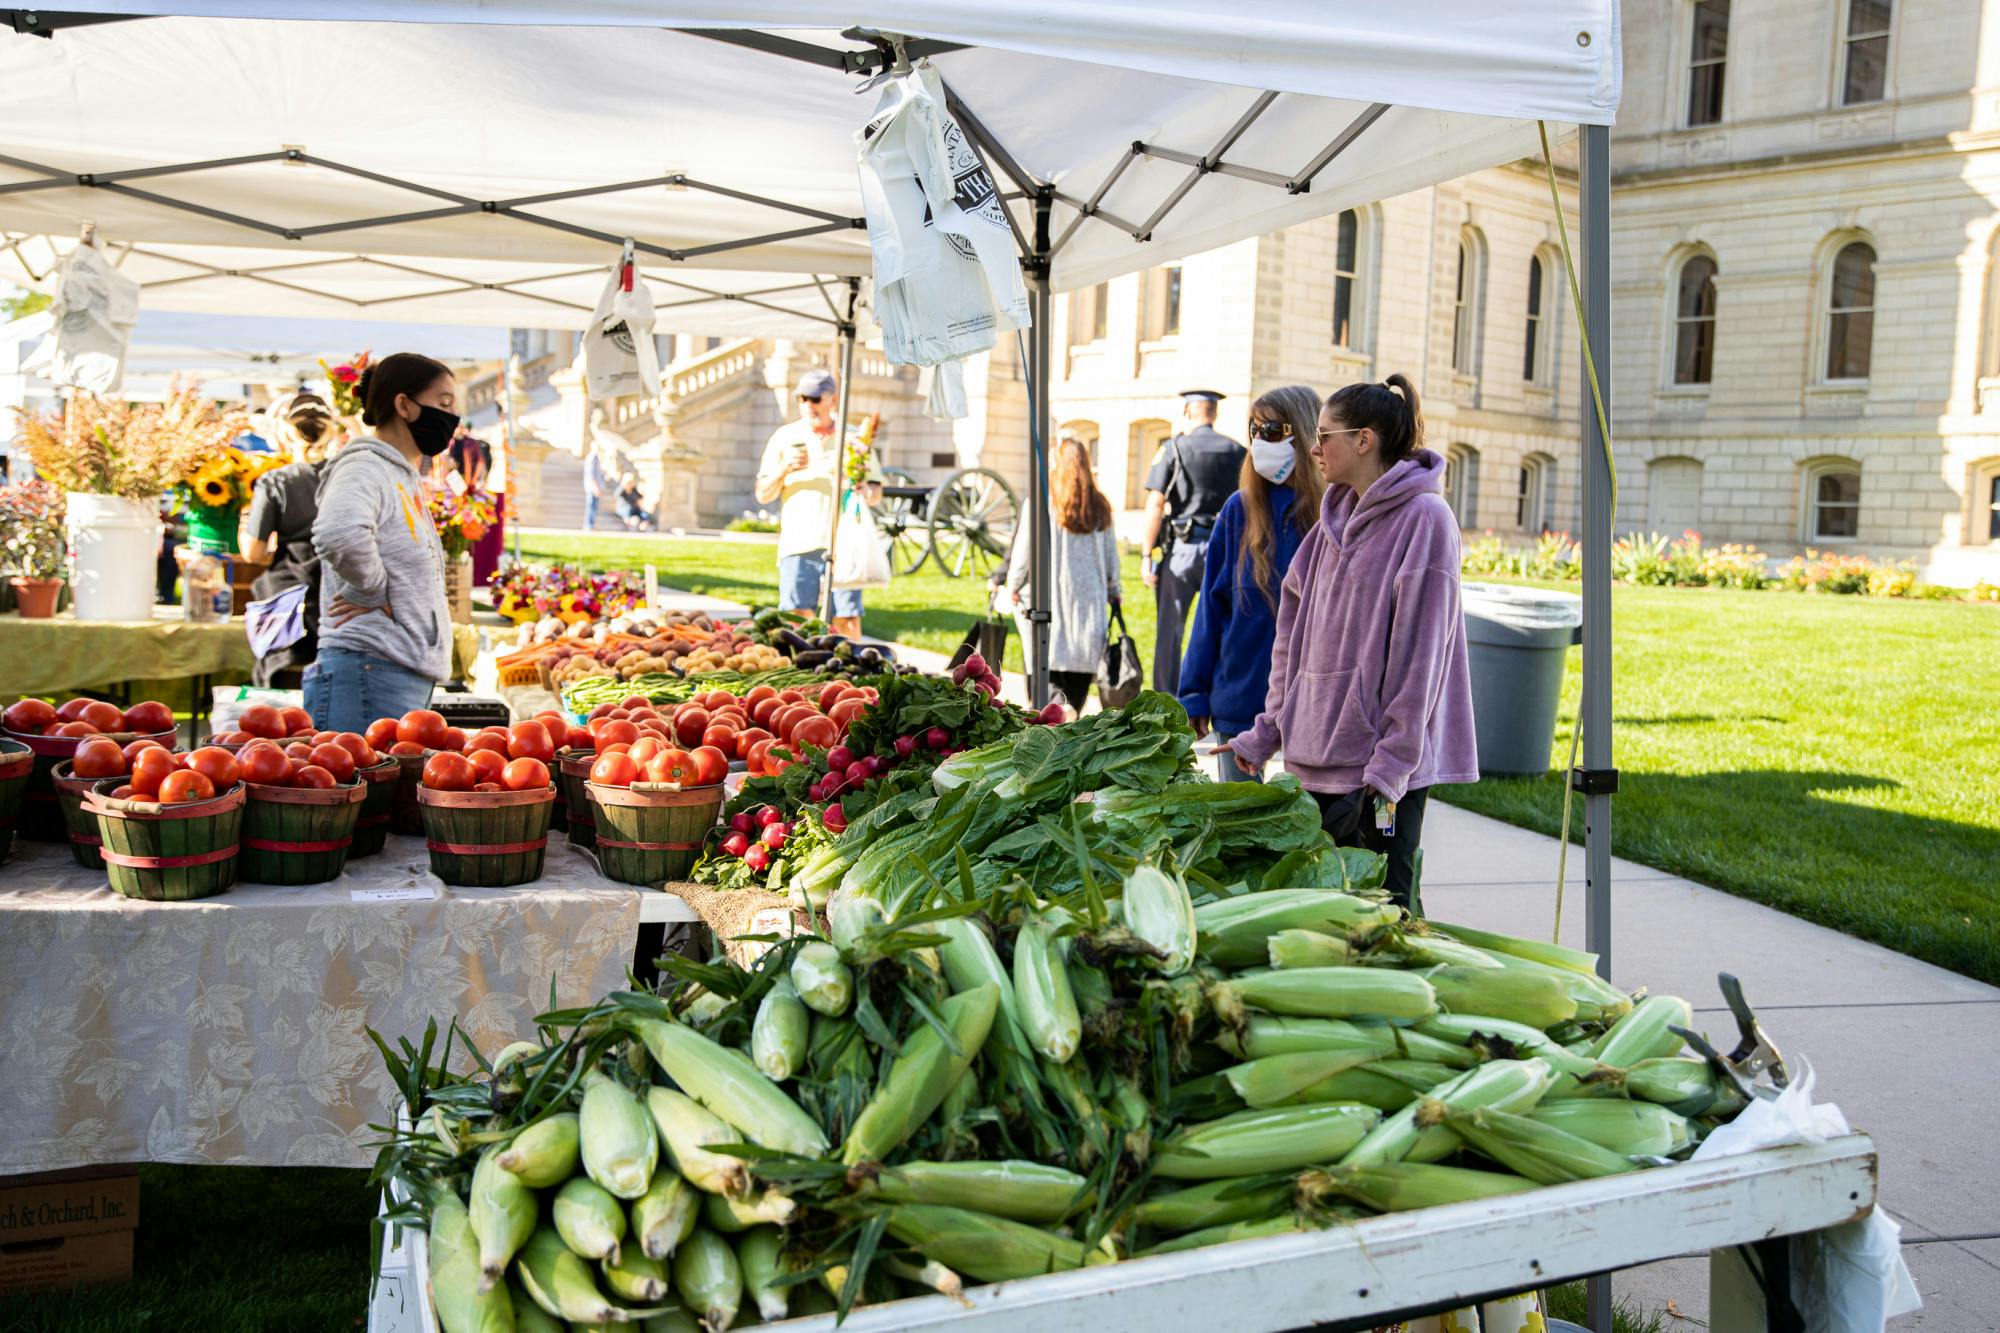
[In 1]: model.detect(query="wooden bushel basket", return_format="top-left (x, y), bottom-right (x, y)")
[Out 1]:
top-left (6, 726), bottom-right (178, 842)
top-left (390, 751), bottom-right (429, 836)
top-left (350, 757), bottom-right (399, 858)
top-left (85, 778), bottom-right (245, 902)
top-left (417, 784), bottom-right (553, 888)
top-left (50, 759), bottom-right (106, 869)
top-left (0, 737), bottom-right (30, 864)
top-left (556, 750), bottom-right (597, 850)
top-left (586, 781), bottom-right (725, 886)
top-left (239, 778), bottom-right (365, 885)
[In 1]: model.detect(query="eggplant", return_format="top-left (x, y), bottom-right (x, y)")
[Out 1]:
top-left (858, 647), bottom-right (883, 664)
top-left (776, 628), bottom-right (815, 655)
top-left (793, 650), bottom-right (834, 668)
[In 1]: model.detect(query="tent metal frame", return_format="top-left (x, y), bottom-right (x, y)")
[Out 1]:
top-left (2, 29), bottom-right (1619, 1319)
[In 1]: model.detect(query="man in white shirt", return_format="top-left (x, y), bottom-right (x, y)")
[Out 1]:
top-left (754, 369), bottom-right (882, 639)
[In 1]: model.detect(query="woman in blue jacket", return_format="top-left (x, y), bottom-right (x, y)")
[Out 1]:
top-left (1178, 383), bottom-right (1326, 779)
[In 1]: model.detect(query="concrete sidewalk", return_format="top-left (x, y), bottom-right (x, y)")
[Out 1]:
top-left (1421, 800), bottom-right (1999, 1331)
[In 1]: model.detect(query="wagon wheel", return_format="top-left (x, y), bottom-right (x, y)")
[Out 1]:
top-left (875, 467), bottom-right (929, 576)
top-left (928, 467), bottom-right (1018, 579)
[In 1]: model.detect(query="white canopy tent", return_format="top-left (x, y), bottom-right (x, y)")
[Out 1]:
top-left (1, 27), bottom-right (1624, 1299)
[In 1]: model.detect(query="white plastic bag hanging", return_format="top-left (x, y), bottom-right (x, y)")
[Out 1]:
top-left (830, 490), bottom-right (892, 592)
top-left (856, 65), bottom-right (1029, 367)
top-left (583, 241), bottom-right (661, 401)
top-left (919, 359), bottom-right (969, 420)
top-left (21, 238), bottom-right (139, 393)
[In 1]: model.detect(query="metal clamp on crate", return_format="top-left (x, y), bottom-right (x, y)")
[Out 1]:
top-left (1569, 765), bottom-right (1618, 796)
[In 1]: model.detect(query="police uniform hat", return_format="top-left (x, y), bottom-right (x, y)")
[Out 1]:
top-left (1179, 388), bottom-right (1226, 403)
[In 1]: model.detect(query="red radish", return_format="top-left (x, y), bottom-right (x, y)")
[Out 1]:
top-left (1038, 701), bottom-right (1069, 725)
top-left (761, 823), bottom-right (787, 850)
top-left (843, 760), bottom-right (869, 785)
top-left (821, 802), bottom-right (847, 833)
top-left (973, 678), bottom-right (999, 700)
top-left (721, 832), bottom-right (751, 858)
top-left (824, 745), bottom-right (855, 773)
top-left (925, 726), bottom-right (950, 751)
top-left (894, 735), bottom-right (919, 760)
top-left (861, 754), bottom-right (886, 778)
top-left (964, 652), bottom-right (987, 676)
top-left (743, 844), bottom-right (770, 871)
top-left (729, 811), bottom-right (755, 835)
top-left (754, 805), bottom-right (784, 828)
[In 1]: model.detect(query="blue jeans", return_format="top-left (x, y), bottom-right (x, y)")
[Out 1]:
top-left (583, 490), bottom-right (601, 531)
top-left (1214, 730), bottom-right (1263, 783)
top-left (779, 550), bottom-right (862, 619)
top-left (303, 647), bottom-right (436, 735)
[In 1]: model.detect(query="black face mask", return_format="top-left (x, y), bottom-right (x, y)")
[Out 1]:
top-left (409, 405), bottom-right (459, 457)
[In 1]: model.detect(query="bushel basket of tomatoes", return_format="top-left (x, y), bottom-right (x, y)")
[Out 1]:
top-left (3, 696), bottom-right (181, 841)
top-left (82, 763), bottom-right (246, 904)
top-left (234, 737), bottom-right (368, 887)
top-left (416, 745), bottom-right (554, 889)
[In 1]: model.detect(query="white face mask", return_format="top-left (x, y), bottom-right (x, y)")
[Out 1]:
top-left (1249, 438), bottom-right (1297, 485)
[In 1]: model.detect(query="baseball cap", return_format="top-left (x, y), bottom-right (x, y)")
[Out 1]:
top-left (795, 369), bottom-right (837, 400)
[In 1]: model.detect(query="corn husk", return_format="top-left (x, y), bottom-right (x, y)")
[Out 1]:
top-left (640, 1312), bottom-right (702, 1333)
top-left (1424, 965), bottom-right (1577, 1029)
top-left (1132, 1175), bottom-right (1293, 1233)
top-left (468, 1146), bottom-right (536, 1289)
top-left (631, 1170), bottom-right (700, 1261)
top-left (1339, 1058), bottom-right (1556, 1168)
top-left (1299, 1161), bottom-right (1536, 1213)
top-left (428, 1184), bottom-right (516, 1333)
top-left (842, 983), bottom-right (1000, 1165)
top-left (1154, 1103), bottom-right (1381, 1179)
top-left (516, 1228), bottom-right (669, 1325)
top-left (553, 1176), bottom-right (628, 1265)
top-left (508, 1278), bottom-right (562, 1333)
top-left (702, 1189), bottom-right (797, 1233)
top-left (1273, 1067), bottom-right (1427, 1113)
top-left (790, 940), bottom-right (854, 1017)
top-left (1220, 1015), bottom-right (1473, 1069)
top-left (751, 977), bottom-right (809, 1082)
top-left (1428, 1103), bottom-right (1638, 1185)
top-left (1266, 928), bottom-right (1354, 970)
top-left (602, 1249), bottom-right (673, 1303)
top-left (1195, 891), bottom-right (1402, 968)
top-left (672, 1227), bottom-right (744, 1333)
top-left (873, 1160), bottom-right (1090, 1224)
top-left (1592, 995), bottom-right (1694, 1067)
top-left (878, 1204), bottom-right (1091, 1283)
top-left (935, 917), bottom-right (1023, 1032)
top-left (1429, 921), bottom-right (1601, 976)
top-left (1223, 1049), bottom-right (1379, 1108)
top-left (735, 1226), bottom-right (790, 1322)
top-left (1211, 967), bottom-right (1438, 1025)
top-left (1140, 1214), bottom-right (1305, 1255)
top-left (629, 1019), bottom-right (828, 1157)
top-left (579, 1075), bottom-right (659, 1201)
top-left (1122, 864), bottom-right (1197, 974)
top-left (1529, 1099), bottom-right (1694, 1157)
top-left (1012, 919), bottom-right (1081, 1064)
top-left (495, 1112), bottom-right (580, 1188)
top-left (1368, 1059), bottom-right (1461, 1093)
top-left (644, 1088), bottom-right (750, 1199)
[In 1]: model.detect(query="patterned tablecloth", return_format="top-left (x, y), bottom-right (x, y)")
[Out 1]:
top-left (0, 836), bottom-right (638, 1173)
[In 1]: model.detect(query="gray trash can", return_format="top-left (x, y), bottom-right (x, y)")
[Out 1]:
top-left (1460, 582), bottom-right (1583, 776)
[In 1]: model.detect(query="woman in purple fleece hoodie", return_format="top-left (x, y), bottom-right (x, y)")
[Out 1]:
top-left (1221, 375), bottom-right (1477, 908)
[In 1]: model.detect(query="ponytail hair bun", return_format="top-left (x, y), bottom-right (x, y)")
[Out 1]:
top-left (1325, 373), bottom-right (1425, 465)
top-left (358, 352), bottom-right (452, 429)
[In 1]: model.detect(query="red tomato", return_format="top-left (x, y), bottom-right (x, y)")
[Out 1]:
top-left (278, 706), bottom-right (314, 736)
top-left (364, 717), bottom-right (401, 750)
top-left (312, 730), bottom-right (341, 746)
top-left (133, 748), bottom-right (180, 788)
top-left (744, 739), bottom-right (773, 777)
top-left (534, 711), bottom-right (569, 739)
top-left (388, 740), bottom-right (428, 757)
top-left (749, 697), bottom-right (783, 730)
top-left (564, 725), bottom-right (593, 751)
top-left (473, 782), bottom-right (504, 793)
top-left (828, 698), bottom-right (867, 730)
top-left (239, 744), bottom-right (290, 786)
top-left (645, 748), bottom-right (696, 785)
top-left (54, 720), bottom-right (101, 738)
top-left (122, 738), bottom-right (168, 767)
top-left (108, 784), bottom-right (135, 800)
top-left (816, 683), bottom-right (850, 713)
top-left (438, 727), bottom-right (467, 753)
top-left (157, 769), bottom-right (215, 803)
top-left (239, 705), bottom-right (285, 739)
top-left (502, 757), bottom-right (551, 791)
top-left (285, 758), bottom-right (306, 782)
top-left (700, 690), bottom-right (736, 710)
top-left (627, 707), bottom-right (660, 724)
top-left (422, 751), bottom-right (476, 791)
top-left (701, 724), bottom-right (737, 752)
top-left (71, 738), bottom-right (127, 779)
top-left (507, 721), bottom-right (555, 762)
top-left (628, 735), bottom-right (667, 766)
top-left (619, 695), bottom-right (651, 711)
top-left (285, 742), bottom-right (315, 763)
top-left (729, 728), bottom-right (769, 760)
top-left (772, 705), bottom-right (810, 741)
top-left (79, 700), bottom-right (125, 733)
top-left (587, 703), bottom-right (613, 721)
top-left (333, 732), bottom-right (377, 767)
top-left (592, 720), bottom-right (639, 753)
top-left (120, 700), bottom-right (174, 735)
top-left (672, 707), bottom-right (709, 747)
top-left (636, 722), bottom-right (671, 741)
top-left (777, 689), bottom-right (806, 706)
top-left (467, 748), bottom-right (508, 785)
top-left (186, 746), bottom-right (242, 790)
top-left (3, 698), bottom-right (58, 733)
top-left (55, 698), bottom-right (94, 724)
top-left (589, 752), bottom-right (639, 787)
top-left (743, 684), bottom-right (778, 707)
top-left (793, 715), bottom-right (839, 752)
top-left (398, 709), bottom-right (448, 747)
top-left (465, 730), bottom-right (509, 757)
top-left (689, 745), bottom-right (728, 787)
top-left (606, 707), bottom-right (631, 721)
top-left (766, 750), bottom-right (794, 776)
top-left (291, 764), bottom-right (336, 790)
top-left (308, 743), bottom-right (357, 783)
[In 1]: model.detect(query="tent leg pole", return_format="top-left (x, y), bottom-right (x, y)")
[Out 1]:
top-left (823, 278), bottom-right (861, 626)
top-left (1577, 119), bottom-right (1616, 1333)
top-left (1026, 191), bottom-right (1054, 709)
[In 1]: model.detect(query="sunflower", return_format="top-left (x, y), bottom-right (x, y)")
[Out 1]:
top-left (194, 471), bottom-right (232, 505)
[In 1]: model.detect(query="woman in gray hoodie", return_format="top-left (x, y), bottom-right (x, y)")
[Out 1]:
top-left (303, 353), bottom-right (458, 733)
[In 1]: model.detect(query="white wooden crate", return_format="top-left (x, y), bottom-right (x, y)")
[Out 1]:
top-left (378, 1134), bottom-right (1876, 1332)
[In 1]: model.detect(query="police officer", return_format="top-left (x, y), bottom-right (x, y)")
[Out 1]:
top-left (1142, 389), bottom-right (1246, 697)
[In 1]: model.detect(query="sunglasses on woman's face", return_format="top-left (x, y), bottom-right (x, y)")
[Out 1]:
top-left (1249, 419), bottom-right (1291, 442)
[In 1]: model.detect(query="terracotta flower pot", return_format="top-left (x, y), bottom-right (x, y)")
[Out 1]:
top-left (8, 576), bottom-right (64, 619)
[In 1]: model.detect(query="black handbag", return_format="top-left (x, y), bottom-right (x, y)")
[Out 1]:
top-left (1096, 602), bottom-right (1144, 708)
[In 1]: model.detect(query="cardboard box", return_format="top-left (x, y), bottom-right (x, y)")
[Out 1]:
top-left (0, 1167), bottom-right (139, 1292)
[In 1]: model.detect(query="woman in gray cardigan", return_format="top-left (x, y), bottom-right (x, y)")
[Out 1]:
top-left (1008, 436), bottom-right (1123, 712)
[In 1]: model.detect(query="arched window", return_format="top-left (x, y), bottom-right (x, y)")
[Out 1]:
top-left (1451, 230), bottom-right (1485, 376)
top-left (1803, 459), bottom-right (1862, 541)
top-left (1824, 242), bottom-right (1876, 382)
top-left (1332, 209), bottom-right (1361, 349)
top-left (1522, 254), bottom-right (1549, 383)
top-left (1444, 443), bottom-right (1480, 526)
top-left (1059, 420), bottom-right (1101, 458)
top-left (1647, 457), bottom-right (1705, 534)
top-left (1673, 254), bottom-right (1718, 385)
top-left (1517, 453), bottom-right (1555, 531)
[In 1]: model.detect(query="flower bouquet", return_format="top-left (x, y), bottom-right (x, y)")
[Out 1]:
top-left (12, 384), bottom-right (246, 501)
top-left (427, 486), bottom-right (497, 560)
top-left (319, 349), bottom-right (371, 420)
top-left (173, 446), bottom-right (286, 549)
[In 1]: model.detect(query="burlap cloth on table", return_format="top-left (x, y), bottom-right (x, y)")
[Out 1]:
top-left (663, 880), bottom-right (820, 966)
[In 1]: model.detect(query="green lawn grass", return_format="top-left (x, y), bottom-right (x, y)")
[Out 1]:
top-left (520, 534), bottom-right (2000, 983)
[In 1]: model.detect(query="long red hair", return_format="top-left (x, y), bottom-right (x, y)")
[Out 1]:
top-left (1051, 436), bottom-right (1114, 535)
